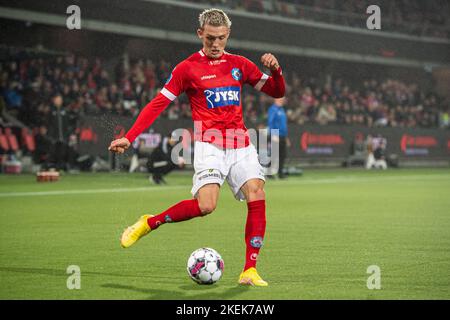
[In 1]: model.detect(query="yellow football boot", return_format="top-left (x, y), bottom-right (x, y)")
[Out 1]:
top-left (238, 267), bottom-right (268, 287)
top-left (120, 214), bottom-right (153, 248)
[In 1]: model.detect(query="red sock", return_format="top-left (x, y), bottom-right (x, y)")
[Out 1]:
top-left (244, 200), bottom-right (266, 271)
top-left (147, 199), bottom-right (203, 230)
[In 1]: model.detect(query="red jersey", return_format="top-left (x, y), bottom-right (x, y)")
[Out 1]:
top-left (125, 49), bottom-right (285, 148)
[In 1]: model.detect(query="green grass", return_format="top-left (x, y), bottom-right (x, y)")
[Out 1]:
top-left (0, 168), bottom-right (449, 299)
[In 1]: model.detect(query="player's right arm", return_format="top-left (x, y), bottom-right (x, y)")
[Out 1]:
top-left (108, 64), bottom-right (186, 154)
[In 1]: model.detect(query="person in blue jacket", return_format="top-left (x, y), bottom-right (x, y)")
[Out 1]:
top-left (267, 97), bottom-right (290, 179)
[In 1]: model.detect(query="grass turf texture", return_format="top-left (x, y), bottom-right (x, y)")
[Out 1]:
top-left (0, 168), bottom-right (449, 299)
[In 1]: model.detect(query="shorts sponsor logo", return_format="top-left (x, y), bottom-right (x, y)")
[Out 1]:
top-left (198, 172), bottom-right (221, 181)
top-left (250, 236), bottom-right (263, 248)
top-left (204, 86), bottom-right (240, 109)
top-left (231, 68), bottom-right (242, 81)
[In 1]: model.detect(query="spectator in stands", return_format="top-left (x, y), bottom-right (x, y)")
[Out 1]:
top-left (0, 96), bottom-right (5, 121)
top-left (440, 108), bottom-right (449, 128)
top-left (316, 103), bottom-right (337, 125)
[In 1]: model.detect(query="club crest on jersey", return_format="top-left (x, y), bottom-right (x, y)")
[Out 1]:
top-left (204, 86), bottom-right (241, 109)
top-left (231, 68), bottom-right (242, 81)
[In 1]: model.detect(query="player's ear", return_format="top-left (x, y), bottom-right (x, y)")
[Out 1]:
top-left (197, 28), bottom-right (203, 39)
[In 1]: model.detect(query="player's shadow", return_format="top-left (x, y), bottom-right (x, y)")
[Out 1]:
top-left (0, 266), bottom-right (67, 277)
top-left (0, 266), bottom-right (250, 299)
top-left (101, 283), bottom-right (249, 300)
top-left (0, 266), bottom-right (165, 280)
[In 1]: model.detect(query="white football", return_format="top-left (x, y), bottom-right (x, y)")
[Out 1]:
top-left (187, 248), bottom-right (224, 285)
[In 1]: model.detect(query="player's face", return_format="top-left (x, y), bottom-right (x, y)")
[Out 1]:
top-left (197, 24), bottom-right (230, 59)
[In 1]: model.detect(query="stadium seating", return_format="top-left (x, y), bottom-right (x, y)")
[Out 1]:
top-left (21, 128), bottom-right (36, 153)
top-left (0, 128), bottom-right (10, 152)
top-left (188, 0), bottom-right (450, 39)
top-left (1, 51), bottom-right (446, 132)
top-left (4, 128), bottom-right (19, 152)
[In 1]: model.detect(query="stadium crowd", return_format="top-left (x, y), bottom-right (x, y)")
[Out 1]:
top-left (187, 0), bottom-right (450, 39)
top-left (1, 52), bottom-right (449, 133)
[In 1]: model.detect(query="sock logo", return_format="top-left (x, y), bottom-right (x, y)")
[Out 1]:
top-left (250, 253), bottom-right (258, 261)
top-left (250, 236), bottom-right (263, 248)
top-left (164, 215), bottom-right (173, 223)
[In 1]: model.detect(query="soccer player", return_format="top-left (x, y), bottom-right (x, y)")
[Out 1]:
top-left (109, 8), bottom-right (285, 286)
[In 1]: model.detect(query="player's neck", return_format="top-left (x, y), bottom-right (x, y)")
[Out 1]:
top-left (201, 49), bottom-right (225, 60)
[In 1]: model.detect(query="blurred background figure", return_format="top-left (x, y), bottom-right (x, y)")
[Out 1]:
top-left (345, 132), bottom-right (366, 167)
top-left (33, 125), bottom-right (52, 170)
top-left (366, 134), bottom-right (388, 169)
top-left (267, 97), bottom-right (290, 179)
top-left (365, 134), bottom-right (375, 169)
top-left (147, 132), bottom-right (185, 184)
top-left (48, 93), bottom-right (69, 171)
top-left (373, 139), bottom-right (388, 170)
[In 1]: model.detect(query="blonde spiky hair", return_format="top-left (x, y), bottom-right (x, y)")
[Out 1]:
top-left (199, 8), bottom-right (232, 29)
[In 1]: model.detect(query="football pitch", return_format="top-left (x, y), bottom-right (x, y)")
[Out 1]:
top-left (0, 168), bottom-right (449, 300)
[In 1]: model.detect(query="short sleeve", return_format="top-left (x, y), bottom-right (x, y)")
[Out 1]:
top-left (241, 57), bottom-right (269, 91)
top-left (161, 63), bottom-right (186, 101)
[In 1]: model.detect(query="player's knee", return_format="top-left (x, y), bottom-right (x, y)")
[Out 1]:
top-left (248, 187), bottom-right (265, 201)
top-left (198, 201), bottom-right (217, 215)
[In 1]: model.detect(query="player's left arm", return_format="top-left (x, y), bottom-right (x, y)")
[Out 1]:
top-left (243, 53), bottom-right (285, 98)
top-left (259, 53), bottom-right (285, 98)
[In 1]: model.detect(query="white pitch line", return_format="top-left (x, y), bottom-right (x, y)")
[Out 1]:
top-left (0, 174), bottom-right (447, 198)
top-left (269, 173), bottom-right (450, 186)
top-left (0, 186), bottom-right (187, 198)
